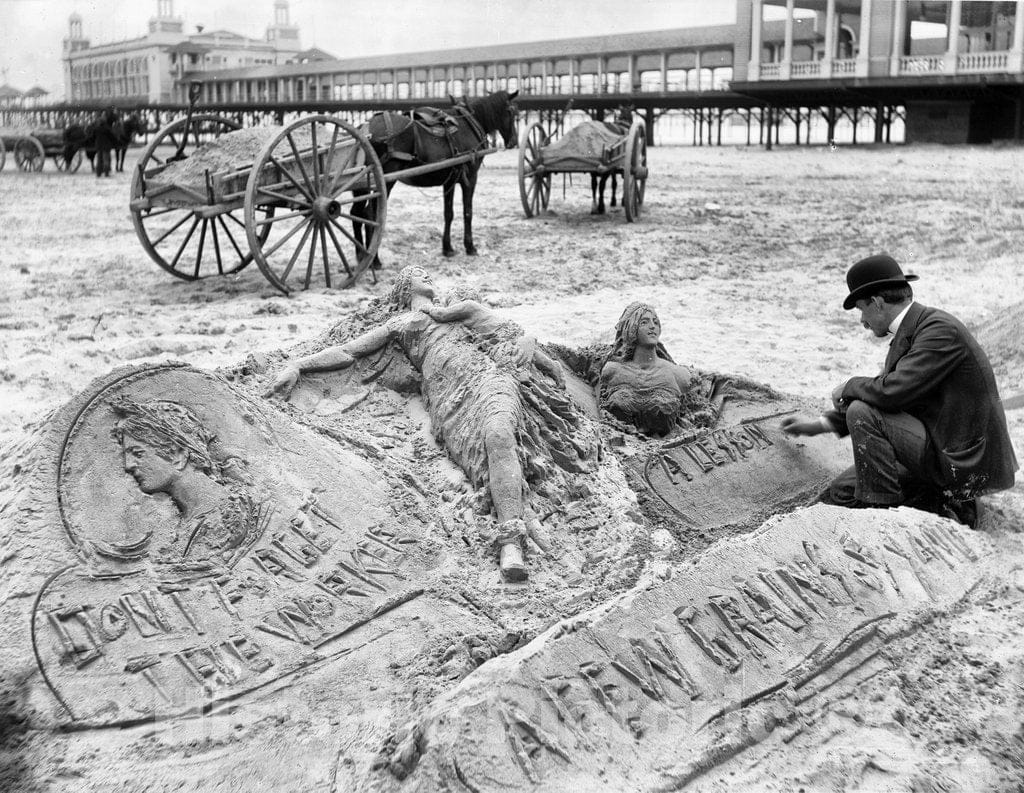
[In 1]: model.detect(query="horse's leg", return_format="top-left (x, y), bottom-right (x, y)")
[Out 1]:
top-left (596, 175), bottom-right (608, 214)
top-left (610, 174), bottom-right (619, 208)
top-left (442, 181), bottom-right (456, 257)
top-left (590, 174), bottom-right (600, 214)
top-left (461, 170), bottom-right (477, 256)
top-left (350, 190), bottom-right (376, 270)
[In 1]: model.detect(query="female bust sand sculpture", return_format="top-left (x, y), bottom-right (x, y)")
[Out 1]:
top-left (599, 302), bottom-right (700, 436)
top-left (266, 266), bottom-right (597, 582)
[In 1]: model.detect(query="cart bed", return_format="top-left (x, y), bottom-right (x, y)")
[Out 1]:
top-left (540, 121), bottom-right (627, 172)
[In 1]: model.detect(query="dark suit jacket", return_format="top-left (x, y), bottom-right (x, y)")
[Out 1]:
top-left (826, 302), bottom-right (1017, 496)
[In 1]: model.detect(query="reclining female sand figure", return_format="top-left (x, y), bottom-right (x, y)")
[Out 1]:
top-left (427, 285), bottom-right (565, 386)
top-left (599, 302), bottom-right (725, 436)
top-left (266, 266), bottom-right (598, 582)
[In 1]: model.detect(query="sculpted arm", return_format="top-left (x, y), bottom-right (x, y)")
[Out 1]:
top-left (532, 346), bottom-right (565, 386)
top-left (265, 323), bottom-right (397, 398)
top-left (426, 300), bottom-right (481, 324)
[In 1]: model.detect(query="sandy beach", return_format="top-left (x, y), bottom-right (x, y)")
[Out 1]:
top-left (1, 139), bottom-right (1022, 791)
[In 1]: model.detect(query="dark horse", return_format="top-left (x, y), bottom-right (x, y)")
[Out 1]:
top-left (63, 118), bottom-right (96, 172)
top-left (590, 104), bottom-right (635, 215)
top-left (62, 109), bottom-right (145, 174)
top-left (353, 90), bottom-right (518, 262)
top-left (112, 112), bottom-right (148, 172)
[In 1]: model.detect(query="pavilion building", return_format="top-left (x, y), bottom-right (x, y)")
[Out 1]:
top-left (62, 0), bottom-right (305, 104)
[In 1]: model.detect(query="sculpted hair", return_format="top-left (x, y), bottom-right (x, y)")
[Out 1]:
top-left (110, 396), bottom-right (217, 475)
top-left (383, 265), bottom-right (432, 313)
top-left (609, 302), bottom-right (675, 364)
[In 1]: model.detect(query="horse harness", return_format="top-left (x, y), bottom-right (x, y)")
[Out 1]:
top-left (371, 105), bottom-right (488, 180)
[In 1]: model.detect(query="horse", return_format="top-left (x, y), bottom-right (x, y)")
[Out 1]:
top-left (352, 90), bottom-right (518, 264)
top-left (590, 104), bottom-right (635, 215)
top-left (112, 112), bottom-right (148, 172)
top-left (63, 120), bottom-right (96, 172)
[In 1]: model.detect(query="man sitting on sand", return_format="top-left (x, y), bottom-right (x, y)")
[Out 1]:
top-left (781, 254), bottom-right (1017, 527)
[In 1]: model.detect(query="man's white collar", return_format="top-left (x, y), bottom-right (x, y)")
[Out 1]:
top-left (888, 301), bottom-right (914, 335)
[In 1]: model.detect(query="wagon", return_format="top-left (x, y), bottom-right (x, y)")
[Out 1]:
top-left (517, 117), bottom-right (648, 221)
top-left (128, 112), bottom-right (497, 294)
top-left (0, 128), bottom-right (83, 173)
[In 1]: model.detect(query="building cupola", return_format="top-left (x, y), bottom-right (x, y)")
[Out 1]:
top-left (266, 0), bottom-right (301, 50)
top-left (63, 12), bottom-right (90, 54)
top-left (149, 0), bottom-right (184, 35)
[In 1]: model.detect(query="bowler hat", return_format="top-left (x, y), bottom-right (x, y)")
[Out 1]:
top-left (842, 254), bottom-right (918, 310)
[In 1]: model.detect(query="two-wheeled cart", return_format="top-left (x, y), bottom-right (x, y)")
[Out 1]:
top-left (129, 112), bottom-right (495, 293)
top-left (517, 117), bottom-right (648, 221)
top-left (0, 128), bottom-right (83, 173)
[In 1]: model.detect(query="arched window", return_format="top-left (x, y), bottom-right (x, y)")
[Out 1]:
top-left (838, 26), bottom-right (855, 59)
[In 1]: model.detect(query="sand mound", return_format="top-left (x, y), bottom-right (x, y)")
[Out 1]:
top-left (976, 298), bottom-right (1024, 394)
top-left (358, 505), bottom-right (998, 791)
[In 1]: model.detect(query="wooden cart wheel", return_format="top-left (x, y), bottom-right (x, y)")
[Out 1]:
top-left (517, 122), bottom-right (551, 218)
top-left (245, 115), bottom-right (387, 294)
top-left (0, 138), bottom-right (6, 172)
top-left (622, 119), bottom-right (648, 223)
top-left (15, 136), bottom-right (45, 172)
top-left (130, 114), bottom-right (272, 281)
top-left (55, 148), bottom-right (83, 173)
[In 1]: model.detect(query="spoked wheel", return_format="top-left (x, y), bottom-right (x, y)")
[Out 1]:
top-left (55, 148), bottom-right (83, 173)
top-left (130, 114), bottom-right (272, 281)
top-left (622, 119), bottom-right (648, 223)
top-left (245, 115), bottom-right (387, 294)
top-left (15, 136), bottom-right (45, 172)
top-left (518, 122), bottom-right (551, 218)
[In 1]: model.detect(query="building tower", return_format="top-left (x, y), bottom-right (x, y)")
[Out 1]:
top-left (266, 0), bottom-right (301, 54)
top-left (62, 13), bottom-right (90, 55)
top-left (62, 14), bottom-right (91, 101)
top-left (149, 0), bottom-right (184, 36)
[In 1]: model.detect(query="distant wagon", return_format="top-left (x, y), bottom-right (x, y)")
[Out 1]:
top-left (0, 128), bottom-right (84, 173)
top-left (517, 115), bottom-right (648, 221)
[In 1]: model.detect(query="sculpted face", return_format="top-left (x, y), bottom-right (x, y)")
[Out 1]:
top-left (635, 310), bottom-right (661, 346)
top-left (407, 269), bottom-right (436, 301)
top-left (121, 434), bottom-right (181, 494)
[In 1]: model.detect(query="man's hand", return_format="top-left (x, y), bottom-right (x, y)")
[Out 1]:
top-left (831, 383), bottom-right (847, 411)
top-left (264, 364), bottom-right (301, 399)
top-left (780, 416), bottom-right (827, 436)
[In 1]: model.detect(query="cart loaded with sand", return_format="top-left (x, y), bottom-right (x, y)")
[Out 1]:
top-left (0, 127), bottom-right (84, 173)
top-left (518, 115), bottom-right (648, 221)
top-left (129, 111), bottom-right (497, 294)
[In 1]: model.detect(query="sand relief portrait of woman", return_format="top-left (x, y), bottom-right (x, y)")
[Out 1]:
top-left (267, 265), bottom-right (598, 582)
top-left (109, 395), bottom-right (268, 572)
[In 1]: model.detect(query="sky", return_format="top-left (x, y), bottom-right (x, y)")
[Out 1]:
top-left (0, 0), bottom-right (740, 98)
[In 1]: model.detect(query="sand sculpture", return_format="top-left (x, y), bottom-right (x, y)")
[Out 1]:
top-left (0, 291), bottom-right (1005, 791)
top-left (599, 301), bottom-right (705, 435)
top-left (14, 363), bottom-right (430, 728)
top-left (373, 505), bottom-right (991, 791)
top-left (266, 266), bottom-right (600, 583)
